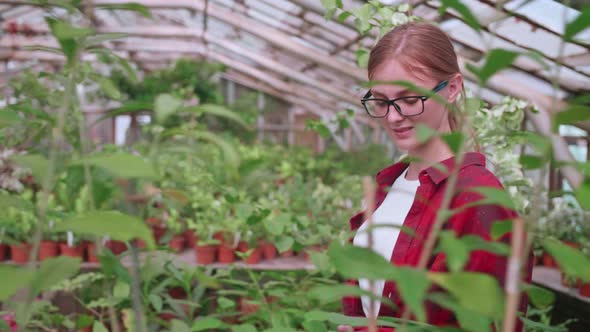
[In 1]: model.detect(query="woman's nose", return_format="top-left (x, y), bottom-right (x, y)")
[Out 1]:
top-left (386, 105), bottom-right (404, 123)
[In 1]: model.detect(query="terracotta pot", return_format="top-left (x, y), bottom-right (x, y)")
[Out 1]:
top-left (195, 245), bottom-right (217, 264)
top-left (279, 248), bottom-right (294, 257)
top-left (0, 244), bottom-right (7, 261)
top-left (239, 297), bottom-right (260, 314)
top-left (218, 244), bottom-right (235, 263)
top-left (168, 235), bottom-right (185, 253)
top-left (260, 242), bottom-right (277, 260)
top-left (542, 252), bottom-right (557, 268)
top-left (86, 243), bottom-right (98, 263)
top-left (238, 242), bottom-right (262, 265)
top-left (10, 243), bottom-right (31, 264)
top-left (59, 243), bottom-right (85, 258)
top-left (105, 240), bottom-right (127, 255)
top-left (39, 241), bottom-right (59, 261)
top-left (184, 230), bottom-right (197, 248)
top-left (579, 283), bottom-right (590, 297)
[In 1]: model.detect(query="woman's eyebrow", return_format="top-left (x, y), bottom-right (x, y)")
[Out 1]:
top-left (372, 88), bottom-right (411, 99)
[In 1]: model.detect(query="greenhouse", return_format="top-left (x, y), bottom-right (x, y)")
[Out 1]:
top-left (0, 0), bottom-right (589, 331)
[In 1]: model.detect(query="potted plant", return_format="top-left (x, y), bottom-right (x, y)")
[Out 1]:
top-left (165, 208), bottom-right (186, 253)
top-left (188, 216), bottom-right (219, 265)
top-left (4, 206), bottom-right (34, 264)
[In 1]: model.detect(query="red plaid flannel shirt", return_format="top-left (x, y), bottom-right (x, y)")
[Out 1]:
top-left (342, 152), bottom-right (533, 331)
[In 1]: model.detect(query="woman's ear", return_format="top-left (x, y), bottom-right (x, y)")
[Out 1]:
top-left (447, 73), bottom-right (463, 103)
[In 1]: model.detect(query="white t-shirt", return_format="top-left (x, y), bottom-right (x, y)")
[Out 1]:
top-left (352, 169), bottom-right (419, 317)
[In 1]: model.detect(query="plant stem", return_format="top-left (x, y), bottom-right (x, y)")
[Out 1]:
top-left (362, 176), bottom-right (378, 332)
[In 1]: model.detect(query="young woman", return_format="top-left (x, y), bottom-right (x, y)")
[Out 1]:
top-left (341, 22), bottom-right (532, 331)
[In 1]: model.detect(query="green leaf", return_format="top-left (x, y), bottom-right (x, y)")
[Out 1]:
top-left (96, 3), bottom-right (152, 18)
top-left (392, 267), bottom-right (430, 322)
top-left (302, 321), bottom-right (328, 332)
top-left (308, 284), bottom-right (380, 303)
top-left (275, 236), bottom-right (294, 253)
top-left (113, 280), bottom-right (130, 298)
top-left (83, 33), bottom-right (128, 48)
top-left (154, 93), bottom-right (183, 124)
top-left (461, 235), bottom-right (510, 256)
top-left (192, 131), bottom-right (240, 167)
top-left (519, 154), bottom-right (545, 170)
top-left (12, 154), bottom-right (49, 180)
top-left (231, 324), bottom-right (257, 332)
top-left (429, 293), bottom-right (492, 332)
top-left (0, 265), bottom-right (35, 301)
top-left (54, 211), bottom-right (155, 249)
top-left (149, 294), bottom-right (163, 312)
top-left (92, 321), bottom-right (108, 332)
top-left (467, 187), bottom-right (516, 210)
top-left (467, 49), bottom-right (519, 84)
top-left (491, 220), bottom-right (513, 241)
top-left (98, 77), bottom-right (122, 100)
top-left (100, 250), bottom-right (131, 283)
top-left (22, 45), bottom-right (64, 56)
top-left (76, 153), bottom-right (156, 179)
top-left (428, 272), bottom-right (504, 319)
top-left (75, 314), bottom-right (95, 329)
top-left (192, 317), bottom-right (225, 331)
top-left (353, 4), bottom-right (373, 34)
top-left (327, 242), bottom-right (396, 280)
top-left (31, 256), bottom-right (81, 296)
top-left (321, 0), bottom-right (338, 19)
top-left (169, 319), bottom-right (191, 332)
top-left (542, 238), bottom-right (590, 282)
top-left (303, 311), bottom-right (397, 328)
top-left (576, 180), bottom-right (590, 210)
top-left (564, 6), bottom-right (590, 41)
top-left (51, 20), bottom-right (95, 39)
top-left (338, 11), bottom-right (353, 23)
top-left (522, 284), bottom-right (555, 308)
top-left (415, 124), bottom-right (437, 143)
top-left (553, 105), bottom-right (590, 129)
top-left (0, 110), bottom-right (20, 127)
top-left (94, 101), bottom-right (152, 124)
top-left (438, 231), bottom-right (470, 272)
top-left (355, 49), bottom-right (369, 68)
top-left (439, 0), bottom-right (481, 32)
top-left (184, 104), bottom-right (250, 129)
top-left (441, 132), bottom-right (464, 154)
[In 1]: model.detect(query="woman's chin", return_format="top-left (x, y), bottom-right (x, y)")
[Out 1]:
top-left (393, 138), bottom-right (419, 152)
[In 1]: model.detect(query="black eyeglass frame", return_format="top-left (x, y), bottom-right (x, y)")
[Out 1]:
top-left (360, 80), bottom-right (449, 118)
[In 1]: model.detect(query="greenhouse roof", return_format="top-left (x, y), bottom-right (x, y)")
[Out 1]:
top-left (0, 0), bottom-right (589, 126)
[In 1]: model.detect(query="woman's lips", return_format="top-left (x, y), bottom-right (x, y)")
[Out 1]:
top-left (392, 127), bottom-right (413, 139)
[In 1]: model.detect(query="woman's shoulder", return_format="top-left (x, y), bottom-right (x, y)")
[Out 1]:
top-left (456, 157), bottom-right (504, 190)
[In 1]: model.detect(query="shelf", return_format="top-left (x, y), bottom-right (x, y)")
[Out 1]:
top-left (532, 266), bottom-right (590, 304)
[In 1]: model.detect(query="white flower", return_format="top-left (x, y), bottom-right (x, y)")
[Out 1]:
top-left (391, 12), bottom-right (409, 26)
top-left (398, 3), bottom-right (410, 12)
top-left (380, 0), bottom-right (396, 5)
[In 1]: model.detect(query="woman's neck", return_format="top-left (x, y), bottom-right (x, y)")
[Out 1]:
top-left (405, 138), bottom-right (454, 181)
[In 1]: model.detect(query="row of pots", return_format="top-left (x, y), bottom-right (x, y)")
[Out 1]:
top-left (0, 240), bottom-right (129, 264)
top-left (540, 251), bottom-right (590, 298)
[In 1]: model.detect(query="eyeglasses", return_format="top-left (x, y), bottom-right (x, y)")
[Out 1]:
top-left (361, 80), bottom-right (449, 118)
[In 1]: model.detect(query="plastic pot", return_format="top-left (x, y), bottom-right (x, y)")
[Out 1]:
top-left (10, 243), bottom-right (31, 264)
top-left (260, 241), bottom-right (277, 260)
top-left (59, 243), bottom-right (84, 258)
top-left (168, 235), bottom-right (186, 253)
top-left (218, 244), bottom-right (236, 263)
top-left (39, 241), bottom-right (59, 261)
top-left (195, 245), bottom-right (217, 264)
